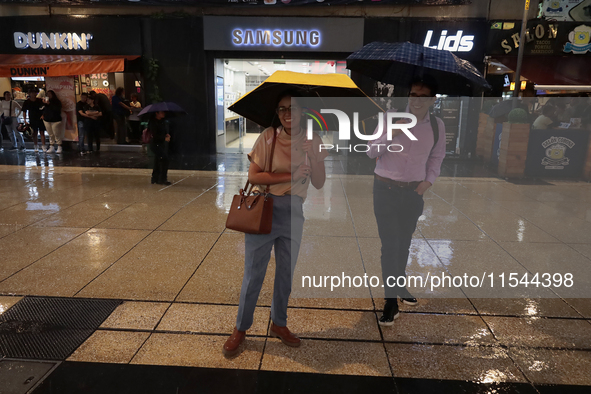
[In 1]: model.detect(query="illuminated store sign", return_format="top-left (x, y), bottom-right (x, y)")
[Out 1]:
top-left (423, 30), bottom-right (475, 52)
top-left (13, 32), bottom-right (93, 50)
top-left (204, 16), bottom-right (363, 52)
top-left (231, 29), bottom-right (321, 47)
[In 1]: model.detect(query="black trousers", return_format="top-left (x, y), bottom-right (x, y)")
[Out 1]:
top-left (129, 120), bottom-right (141, 141)
top-left (373, 178), bottom-right (424, 300)
top-left (151, 142), bottom-right (169, 184)
top-left (86, 122), bottom-right (101, 151)
top-left (114, 114), bottom-right (127, 144)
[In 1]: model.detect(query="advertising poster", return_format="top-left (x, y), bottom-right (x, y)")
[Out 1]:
top-left (525, 130), bottom-right (590, 177)
top-left (543, 0), bottom-right (591, 21)
top-left (45, 76), bottom-right (78, 141)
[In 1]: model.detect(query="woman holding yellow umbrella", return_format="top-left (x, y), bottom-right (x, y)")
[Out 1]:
top-left (222, 71), bottom-right (380, 358)
top-left (223, 89), bottom-right (328, 358)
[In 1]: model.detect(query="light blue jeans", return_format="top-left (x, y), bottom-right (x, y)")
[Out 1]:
top-left (236, 195), bottom-right (305, 331)
top-left (5, 118), bottom-right (25, 149)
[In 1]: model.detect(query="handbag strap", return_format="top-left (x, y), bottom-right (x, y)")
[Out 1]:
top-left (243, 128), bottom-right (278, 196)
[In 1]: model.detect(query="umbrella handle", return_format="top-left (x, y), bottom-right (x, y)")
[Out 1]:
top-left (301, 152), bottom-right (308, 184)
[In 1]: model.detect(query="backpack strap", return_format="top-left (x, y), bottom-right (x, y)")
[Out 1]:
top-left (429, 113), bottom-right (439, 149)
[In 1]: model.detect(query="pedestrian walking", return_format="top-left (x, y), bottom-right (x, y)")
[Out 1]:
top-left (367, 75), bottom-right (446, 326)
top-left (223, 90), bottom-right (328, 358)
top-left (84, 96), bottom-right (102, 153)
top-left (1, 91), bottom-right (25, 151)
top-left (41, 90), bottom-right (63, 153)
top-left (22, 89), bottom-right (46, 152)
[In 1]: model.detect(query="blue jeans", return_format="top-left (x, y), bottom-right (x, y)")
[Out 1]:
top-left (5, 118), bottom-right (25, 149)
top-left (236, 195), bottom-right (305, 331)
top-left (373, 178), bottom-right (424, 300)
top-left (77, 121), bottom-right (86, 152)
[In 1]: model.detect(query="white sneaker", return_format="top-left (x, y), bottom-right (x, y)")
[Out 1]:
top-left (42, 145), bottom-right (47, 152)
top-left (56, 146), bottom-right (62, 153)
top-left (47, 146), bottom-right (55, 153)
top-left (34, 146), bottom-right (39, 152)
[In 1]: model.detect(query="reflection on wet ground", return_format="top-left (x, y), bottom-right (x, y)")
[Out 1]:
top-left (0, 154), bottom-right (590, 393)
top-left (0, 148), bottom-right (496, 177)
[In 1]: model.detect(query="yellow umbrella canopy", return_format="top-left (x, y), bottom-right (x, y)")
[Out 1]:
top-left (228, 70), bottom-right (381, 128)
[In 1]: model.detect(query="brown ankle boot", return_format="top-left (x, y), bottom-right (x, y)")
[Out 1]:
top-left (223, 327), bottom-right (246, 358)
top-left (270, 322), bottom-right (301, 347)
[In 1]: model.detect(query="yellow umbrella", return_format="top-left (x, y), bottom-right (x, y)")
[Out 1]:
top-left (228, 70), bottom-right (382, 128)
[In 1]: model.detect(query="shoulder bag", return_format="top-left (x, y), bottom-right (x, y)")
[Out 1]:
top-left (225, 129), bottom-right (277, 234)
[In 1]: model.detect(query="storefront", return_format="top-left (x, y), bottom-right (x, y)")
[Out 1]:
top-left (482, 20), bottom-right (591, 178)
top-left (202, 16), bottom-right (365, 153)
top-left (362, 18), bottom-right (489, 157)
top-left (0, 16), bottom-right (143, 145)
top-left (486, 20), bottom-right (591, 91)
top-left (202, 16), bottom-right (490, 156)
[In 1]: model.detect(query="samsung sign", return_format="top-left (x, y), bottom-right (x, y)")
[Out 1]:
top-left (232, 29), bottom-right (321, 47)
top-left (204, 16), bottom-right (363, 52)
top-left (14, 32), bottom-right (93, 50)
top-left (423, 30), bottom-right (474, 52)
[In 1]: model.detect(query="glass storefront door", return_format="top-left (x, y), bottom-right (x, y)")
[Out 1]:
top-left (215, 58), bottom-right (350, 154)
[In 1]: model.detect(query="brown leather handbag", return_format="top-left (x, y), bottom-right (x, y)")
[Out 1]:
top-left (225, 130), bottom-right (277, 234)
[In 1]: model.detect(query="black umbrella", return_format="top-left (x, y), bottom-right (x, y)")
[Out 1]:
top-left (347, 41), bottom-right (491, 94)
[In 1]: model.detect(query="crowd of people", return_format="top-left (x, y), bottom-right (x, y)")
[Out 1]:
top-left (0, 87), bottom-right (143, 153)
top-left (488, 92), bottom-right (591, 130)
top-left (532, 96), bottom-right (591, 130)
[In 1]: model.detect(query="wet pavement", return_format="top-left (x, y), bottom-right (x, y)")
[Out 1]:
top-left (0, 151), bottom-right (590, 393)
top-left (0, 145), bottom-right (495, 177)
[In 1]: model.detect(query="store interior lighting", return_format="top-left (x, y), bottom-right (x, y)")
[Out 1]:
top-left (535, 85), bottom-right (591, 92)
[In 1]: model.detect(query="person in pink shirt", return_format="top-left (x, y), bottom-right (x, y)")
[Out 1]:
top-left (367, 75), bottom-right (446, 326)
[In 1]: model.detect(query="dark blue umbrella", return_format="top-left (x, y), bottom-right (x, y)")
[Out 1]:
top-left (347, 41), bottom-right (491, 94)
top-left (138, 102), bottom-right (187, 118)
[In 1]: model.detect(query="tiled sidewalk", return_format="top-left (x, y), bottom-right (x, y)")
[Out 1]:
top-left (0, 164), bottom-right (590, 391)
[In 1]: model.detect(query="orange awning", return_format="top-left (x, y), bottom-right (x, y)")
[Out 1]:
top-left (0, 54), bottom-right (140, 78)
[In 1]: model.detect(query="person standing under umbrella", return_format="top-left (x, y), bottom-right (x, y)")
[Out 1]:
top-left (149, 111), bottom-right (171, 185)
top-left (223, 90), bottom-right (328, 358)
top-left (367, 75), bottom-right (446, 326)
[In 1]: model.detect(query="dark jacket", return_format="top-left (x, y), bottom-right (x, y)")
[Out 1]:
top-left (22, 98), bottom-right (44, 123)
top-left (149, 118), bottom-right (169, 145)
top-left (42, 100), bottom-right (62, 123)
